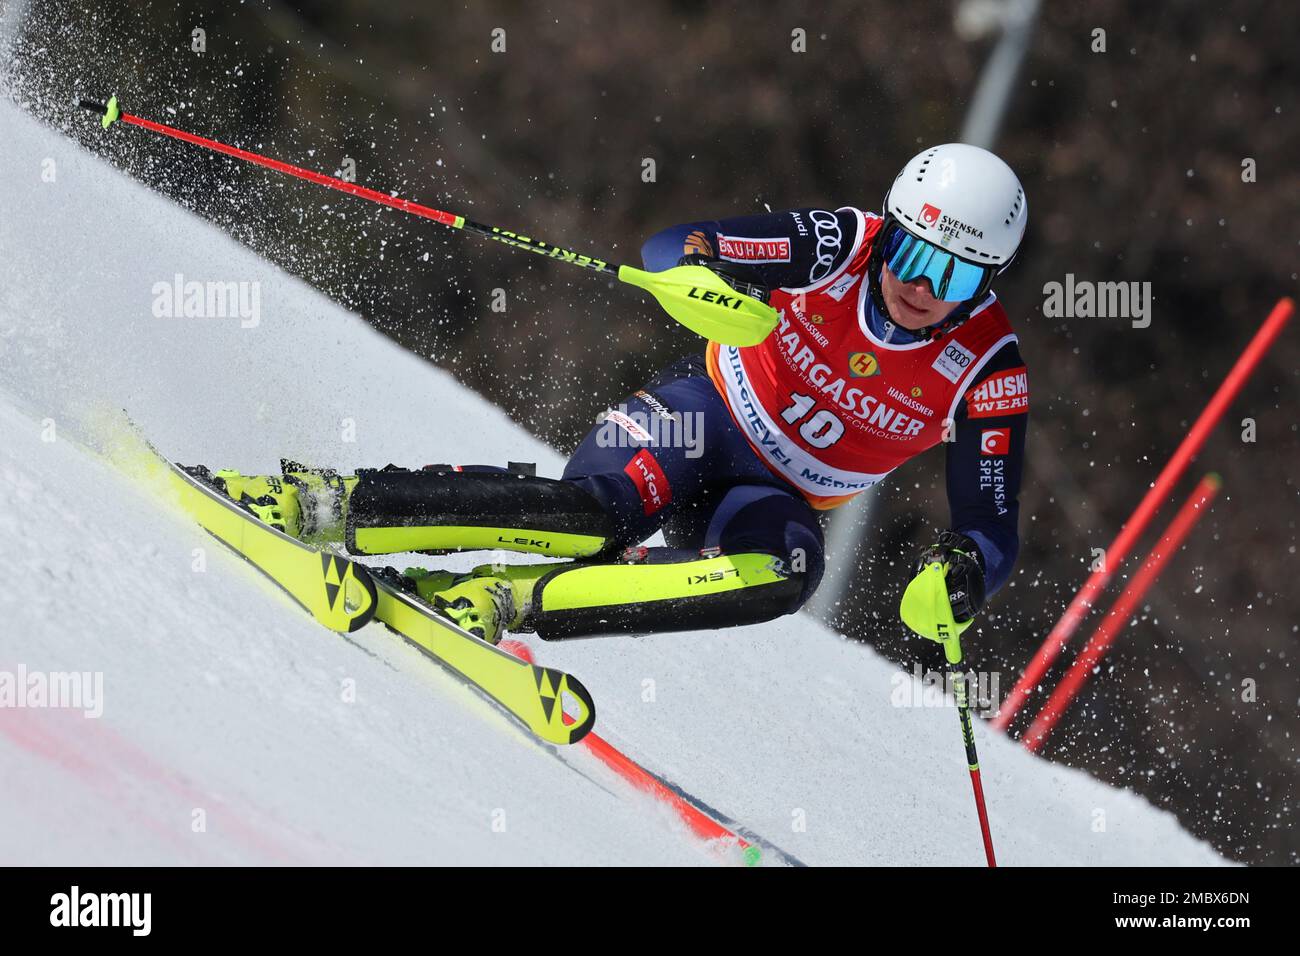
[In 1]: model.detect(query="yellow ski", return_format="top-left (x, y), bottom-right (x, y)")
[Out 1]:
top-left (133, 443), bottom-right (378, 633)
top-left (371, 575), bottom-right (596, 745)
top-left (125, 428), bottom-right (592, 744)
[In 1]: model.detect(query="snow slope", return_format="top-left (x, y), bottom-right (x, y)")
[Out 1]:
top-left (0, 97), bottom-right (1223, 865)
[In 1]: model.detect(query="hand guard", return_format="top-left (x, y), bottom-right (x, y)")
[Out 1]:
top-left (916, 531), bottom-right (986, 623)
top-left (900, 531), bottom-right (987, 646)
top-left (676, 253), bottom-right (771, 304)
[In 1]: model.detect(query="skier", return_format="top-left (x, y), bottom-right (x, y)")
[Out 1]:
top-left (213, 143), bottom-right (1029, 646)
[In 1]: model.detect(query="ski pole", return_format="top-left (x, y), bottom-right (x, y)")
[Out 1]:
top-left (76, 95), bottom-right (777, 347)
top-left (945, 635), bottom-right (997, 867)
top-left (900, 562), bottom-right (997, 866)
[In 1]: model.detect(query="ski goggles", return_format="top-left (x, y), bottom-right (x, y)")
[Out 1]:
top-left (880, 222), bottom-right (996, 302)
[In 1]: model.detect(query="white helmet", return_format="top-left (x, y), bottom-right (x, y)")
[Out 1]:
top-left (884, 143), bottom-right (1027, 272)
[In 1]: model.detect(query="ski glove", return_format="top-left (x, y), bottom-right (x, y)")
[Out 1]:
top-left (676, 254), bottom-right (771, 304)
top-left (900, 531), bottom-right (986, 643)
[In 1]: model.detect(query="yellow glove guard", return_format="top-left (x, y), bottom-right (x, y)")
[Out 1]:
top-left (900, 560), bottom-right (972, 664)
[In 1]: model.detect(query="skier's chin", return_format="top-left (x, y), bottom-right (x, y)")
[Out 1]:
top-left (886, 289), bottom-right (946, 330)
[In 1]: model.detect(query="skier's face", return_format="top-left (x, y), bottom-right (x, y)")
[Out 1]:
top-left (880, 263), bottom-right (956, 330)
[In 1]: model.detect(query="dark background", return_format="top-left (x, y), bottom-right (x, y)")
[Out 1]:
top-left (5, 0), bottom-right (1297, 863)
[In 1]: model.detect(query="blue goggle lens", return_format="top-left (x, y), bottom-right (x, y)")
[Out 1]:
top-left (882, 226), bottom-right (992, 302)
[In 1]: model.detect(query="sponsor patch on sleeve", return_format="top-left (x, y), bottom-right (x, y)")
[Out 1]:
top-left (716, 234), bottom-right (792, 263)
top-left (603, 409), bottom-right (652, 442)
top-left (624, 449), bottom-right (672, 515)
top-left (683, 229), bottom-right (714, 258)
top-left (980, 428), bottom-right (1010, 455)
top-left (965, 366), bottom-right (1029, 418)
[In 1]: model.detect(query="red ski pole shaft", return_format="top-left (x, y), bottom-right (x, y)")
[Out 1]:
top-left (75, 98), bottom-right (620, 277)
top-left (76, 95), bottom-right (783, 348)
top-left (1021, 473), bottom-right (1221, 751)
top-left (952, 663), bottom-right (997, 866)
top-left (992, 297), bottom-right (1293, 732)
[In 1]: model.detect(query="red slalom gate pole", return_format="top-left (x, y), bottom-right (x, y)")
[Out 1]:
top-left (498, 640), bottom-right (763, 865)
top-left (1022, 473), bottom-right (1222, 752)
top-left (992, 297), bottom-right (1293, 733)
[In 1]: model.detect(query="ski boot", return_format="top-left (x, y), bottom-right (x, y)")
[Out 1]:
top-left (209, 461), bottom-right (356, 542)
top-left (387, 563), bottom-right (554, 644)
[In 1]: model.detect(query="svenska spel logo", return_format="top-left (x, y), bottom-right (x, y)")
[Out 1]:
top-left (980, 428), bottom-right (1010, 455)
top-left (919, 203), bottom-right (942, 227)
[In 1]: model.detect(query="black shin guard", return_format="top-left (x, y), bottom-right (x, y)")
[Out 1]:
top-left (346, 468), bottom-right (612, 558)
top-left (528, 550), bottom-right (806, 640)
